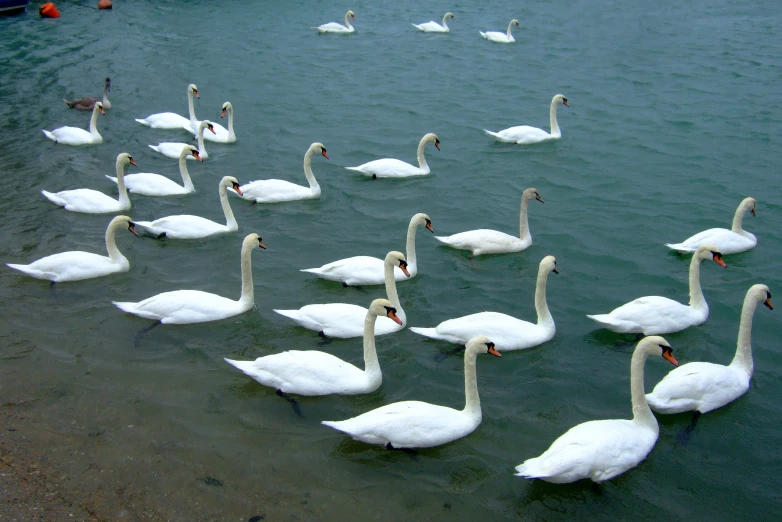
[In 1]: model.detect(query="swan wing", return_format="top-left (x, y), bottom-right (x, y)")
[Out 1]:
top-left (149, 142), bottom-right (196, 160)
top-left (665, 228), bottom-right (756, 254)
top-left (646, 362), bottom-right (748, 414)
top-left (136, 112), bottom-right (191, 129)
top-left (119, 173), bottom-right (188, 196)
top-left (44, 127), bottom-right (99, 145)
top-left (435, 229), bottom-right (526, 255)
top-left (588, 296), bottom-right (702, 335)
top-left (7, 252), bottom-right (122, 282)
top-left (485, 125), bottom-right (552, 145)
top-left (346, 158), bottom-right (426, 178)
top-left (414, 21), bottom-right (446, 32)
top-left (114, 290), bottom-right (242, 324)
top-left (134, 215), bottom-right (228, 239)
top-left (416, 311), bottom-right (549, 351)
top-left (239, 179), bottom-right (314, 203)
top-left (301, 255), bottom-right (387, 285)
top-left (41, 189), bottom-right (122, 213)
top-left (317, 22), bottom-right (352, 32)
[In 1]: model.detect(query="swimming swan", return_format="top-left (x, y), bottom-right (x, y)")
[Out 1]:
top-left (434, 188), bottom-right (542, 256)
top-left (411, 256), bottom-right (558, 351)
top-left (586, 245), bottom-right (727, 335)
top-left (322, 336), bottom-right (501, 449)
top-left (41, 153), bottom-right (136, 213)
top-left (413, 12), bottom-right (454, 33)
top-left (135, 84), bottom-right (199, 130)
top-left (7, 216), bottom-right (137, 282)
top-left (514, 336), bottom-right (679, 483)
top-left (275, 251), bottom-right (410, 339)
top-left (315, 10), bottom-right (355, 33)
top-left (646, 284), bottom-right (772, 414)
top-left (301, 213), bottom-right (433, 285)
top-left (665, 197), bottom-right (757, 255)
top-left (480, 19), bottom-right (520, 43)
top-left (64, 77), bottom-right (111, 110)
top-left (189, 101), bottom-right (236, 143)
top-left (149, 120), bottom-right (215, 160)
top-left (484, 94), bottom-right (569, 144)
top-left (133, 176), bottom-right (242, 239)
top-left (42, 101), bottom-right (105, 145)
top-left (113, 233), bottom-right (265, 324)
top-left (226, 299), bottom-right (402, 395)
top-left (107, 145), bottom-right (200, 196)
top-left (236, 143), bottom-right (328, 203)
top-left (345, 133), bottom-right (440, 178)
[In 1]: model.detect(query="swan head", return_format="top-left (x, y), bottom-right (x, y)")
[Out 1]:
top-left (243, 233), bottom-right (266, 250)
top-left (181, 145), bottom-right (202, 161)
top-left (346, 10), bottom-right (355, 19)
top-left (522, 187), bottom-right (544, 204)
top-left (540, 255), bottom-right (558, 275)
top-left (188, 84), bottom-right (199, 98)
top-left (116, 152), bottom-right (138, 168)
top-left (112, 215), bottom-right (139, 237)
top-left (423, 133), bottom-right (440, 150)
top-left (741, 197), bottom-right (756, 217)
top-left (199, 120), bottom-right (217, 135)
top-left (310, 142), bottom-right (329, 160)
top-left (511, 19), bottom-right (520, 28)
top-left (384, 251), bottom-right (410, 277)
top-left (220, 176), bottom-right (242, 196)
top-left (466, 336), bottom-right (502, 357)
top-left (94, 101), bottom-right (106, 115)
top-left (638, 336), bottom-right (678, 367)
top-left (369, 298), bottom-right (403, 325)
top-left (412, 213), bottom-right (433, 233)
top-left (553, 94), bottom-right (569, 107)
top-left (445, 12), bottom-right (454, 19)
top-left (748, 284), bottom-right (773, 310)
top-left (694, 244), bottom-right (727, 267)
top-left (104, 77), bottom-right (111, 92)
top-left (221, 101), bottom-right (232, 118)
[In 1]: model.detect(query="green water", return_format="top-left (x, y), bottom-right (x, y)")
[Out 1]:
top-left (1, 0), bottom-right (781, 519)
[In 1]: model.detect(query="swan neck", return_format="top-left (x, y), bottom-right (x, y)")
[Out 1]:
top-left (519, 196), bottom-right (531, 241)
top-left (462, 350), bottom-right (482, 419)
top-left (105, 220), bottom-right (125, 264)
top-left (196, 125), bottom-right (208, 155)
top-left (178, 154), bottom-right (195, 191)
top-left (506, 21), bottom-right (515, 37)
top-left (238, 240), bottom-right (255, 306)
top-left (630, 347), bottom-right (657, 428)
top-left (89, 105), bottom-right (101, 135)
top-left (441, 14), bottom-right (450, 29)
top-left (730, 291), bottom-right (760, 375)
top-left (219, 183), bottom-right (238, 231)
top-left (115, 159), bottom-right (130, 206)
top-left (362, 311), bottom-right (382, 381)
top-left (416, 138), bottom-right (429, 171)
top-left (303, 147), bottom-right (319, 192)
top-left (405, 219), bottom-right (419, 274)
top-left (731, 202), bottom-right (749, 233)
top-left (187, 89), bottom-right (197, 126)
top-left (384, 259), bottom-right (405, 324)
top-left (549, 98), bottom-right (561, 137)
top-left (344, 13), bottom-right (353, 29)
top-left (687, 253), bottom-right (707, 312)
top-left (102, 84), bottom-right (110, 105)
top-left (534, 266), bottom-right (553, 326)
top-left (226, 107), bottom-right (235, 139)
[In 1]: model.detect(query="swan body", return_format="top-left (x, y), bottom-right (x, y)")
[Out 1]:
top-left (226, 299), bottom-right (402, 395)
top-left (345, 133), bottom-right (440, 178)
top-left (411, 256), bottom-right (558, 351)
top-left (413, 12), bottom-right (454, 32)
top-left (586, 245), bottom-right (727, 335)
top-left (665, 197), bottom-right (757, 254)
top-left (64, 77), bottom-right (111, 110)
top-left (236, 143), bottom-right (328, 203)
top-left (646, 284), bottom-right (772, 414)
top-left (322, 336), bottom-right (501, 448)
top-left (7, 216), bottom-right (137, 282)
top-left (189, 102), bottom-right (236, 143)
top-left (133, 176), bottom-right (241, 239)
top-left (42, 101), bottom-right (105, 145)
top-left (301, 213), bottom-right (433, 284)
top-left (275, 252), bottom-right (410, 338)
top-left (484, 94), bottom-right (569, 144)
top-left (107, 145), bottom-right (200, 196)
top-left (150, 120), bottom-right (215, 160)
top-left (41, 153), bottom-right (136, 213)
top-left (135, 84), bottom-right (199, 130)
top-left (315, 10), bottom-right (355, 33)
top-left (113, 233), bottom-right (265, 324)
top-left (515, 336), bottom-right (679, 483)
top-left (435, 188), bottom-right (542, 256)
top-left (480, 19), bottom-right (520, 43)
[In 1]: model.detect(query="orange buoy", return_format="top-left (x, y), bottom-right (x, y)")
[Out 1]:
top-left (98, 0), bottom-right (112, 9)
top-left (38, 2), bottom-right (60, 18)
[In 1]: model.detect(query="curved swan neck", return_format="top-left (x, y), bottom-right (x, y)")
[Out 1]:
top-left (238, 240), bottom-right (255, 305)
top-left (534, 265), bottom-right (553, 326)
top-left (115, 159), bottom-right (130, 207)
top-left (178, 153), bottom-right (195, 191)
top-left (549, 97), bottom-right (561, 137)
top-left (362, 311), bottom-right (382, 382)
top-left (226, 106), bottom-right (235, 139)
top-left (344, 12), bottom-right (353, 29)
top-left (303, 146), bottom-right (320, 192)
top-left (730, 291), bottom-right (761, 375)
top-left (731, 201), bottom-right (751, 233)
top-left (384, 259), bottom-right (405, 324)
top-left (462, 349), bottom-right (482, 419)
top-left (519, 196), bottom-right (531, 241)
top-left (441, 14), bottom-right (450, 29)
top-left (416, 137), bottom-right (429, 171)
top-left (196, 125), bottom-right (208, 156)
top-left (187, 89), bottom-right (197, 127)
top-left (687, 254), bottom-right (707, 313)
top-left (405, 219), bottom-right (419, 274)
top-left (89, 105), bottom-right (101, 135)
top-left (219, 183), bottom-right (238, 230)
top-left (105, 220), bottom-right (126, 264)
top-left (630, 348), bottom-right (657, 428)
top-left (102, 84), bottom-right (110, 108)
top-left (506, 21), bottom-right (516, 38)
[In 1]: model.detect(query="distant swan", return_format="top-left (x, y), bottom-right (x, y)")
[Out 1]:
top-left (64, 77), bottom-right (111, 110)
top-left (484, 94), bottom-right (570, 144)
top-left (235, 143), bottom-right (328, 203)
top-left (345, 133), bottom-right (440, 178)
top-left (665, 197), bottom-right (757, 254)
top-left (7, 216), bottom-right (137, 282)
top-left (135, 84), bottom-right (199, 130)
top-left (42, 101), bottom-right (105, 146)
top-left (315, 10), bottom-right (355, 33)
top-left (107, 145), bottom-right (200, 197)
top-left (413, 12), bottom-right (454, 33)
top-left (480, 19), bottom-right (520, 43)
top-left (149, 120), bottom-right (215, 160)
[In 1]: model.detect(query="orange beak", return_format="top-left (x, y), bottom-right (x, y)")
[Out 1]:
top-left (426, 222), bottom-right (434, 233)
top-left (764, 297), bottom-right (773, 310)
top-left (233, 185), bottom-right (243, 196)
top-left (128, 224), bottom-right (139, 237)
top-left (221, 108), bottom-right (226, 118)
top-left (129, 158), bottom-right (138, 167)
top-left (192, 151), bottom-right (203, 162)
top-left (434, 140), bottom-right (440, 151)
top-left (322, 150), bottom-right (329, 159)
top-left (488, 346), bottom-right (501, 357)
top-left (751, 208), bottom-right (756, 216)
top-left (208, 126), bottom-right (216, 135)
top-left (387, 310), bottom-right (403, 325)
top-left (563, 100), bottom-right (570, 107)
top-left (258, 240), bottom-right (266, 249)
top-left (713, 254), bottom-right (727, 268)
top-left (662, 351), bottom-right (679, 367)
top-left (194, 91), bottom-right (200, 99)
top-left (99, 106), bottom-right (106, 115)
top-left (399, 264), bottom-right (410, 277)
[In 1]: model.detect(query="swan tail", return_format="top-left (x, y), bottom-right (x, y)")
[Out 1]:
top-left (483, 129), bottom-right (503, 139)
top-left (433, 235), bottom-right (454, 245)
top-left (272, 309), bottom-right (302, 321)
top-left (664, 242), bottom-right (694, 252)
top-left (112, 301), bottom-right (162, 321)
top-left (63, 99), bottom-right (76, 108)
top-left (224, 357), bottom-right (259, 376)
top-left (135, 118), bottom-right (151, 126)
top-left (514, 460), bottom-right (546, 479)
top-left (6, 263), bottom-right (31, 275)
top-left (300, 268), bottom-right (324, 275)
top-left (41, 190), bottom-right (66, 206)
top-left (479, 31), bottom-right (488, 39)
top-left (105, 175), bottom-right (118, 184)
top-left (344, 166), bottom-right (363, 173)
top-left (42, 130), bottom-right (57, 142)
top-left (148, 145), bottom-right (161, 152)
top-left (409, 327), bottom-right (447, 340)
top-left (321, 420), bottom-right (352, 434)
top-left (586, 314), bottom-right (640, 333)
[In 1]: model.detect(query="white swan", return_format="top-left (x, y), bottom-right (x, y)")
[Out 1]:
top-left (133, 176), bottom-right (242, 239)
top-left (226, 299), bottom-right (402, 395)
top-left (301, 213), bottom-right (433, 285)
top-left (190, 101), bottom-right (236, 143)
top-left (665, 197), bottom-right (757, 255)
top-left (275, 251), bottom-right (410, 339)
top-left (345, 133), bottom-right (440, 178)
top-left (236, 143), bottom-right (328, 203)
top-left (135, 84), bottom-right (199, 130)
top-left (7, 216), bottom-right (138, 282)
top-left (411, 256), bottom-right (558, 351)
top-left (41, 153), bottom-right (136, 214)
top-left (514, 336), bottom-right (679, 483)
top-left (484, 94), bottom-right (570, 145)
top-left (586, 245), bottom-right (727, 335)
top-left (42, 101), bottom-right (105, 146)
top-left (107, 145), bottom-right (200, 197)
top-left (480, 19), bottom-right (520, 43)
top-left (646, 284), bottom-right (772, 415)
top-left (413, 12), bottom-right (454, 33)
top-left (315, 10), bottom-right (355, 33)
top-left (149, 120), bottom-right (215, 160)
top-left (322, 336), bottom-right (501, 448)
top-left (434, 188), bottom-right (542, 256)
top-left (64, 77), bottom-right (111, 110)
top-left (113, 233), bottom-right (265, 324)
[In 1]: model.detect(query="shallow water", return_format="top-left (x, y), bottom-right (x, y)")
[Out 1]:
top-left (1, 0), bottom-right (781, 519)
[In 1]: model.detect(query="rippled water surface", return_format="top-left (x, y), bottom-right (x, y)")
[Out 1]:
top-left (1, 0), bottom-right (781, 519)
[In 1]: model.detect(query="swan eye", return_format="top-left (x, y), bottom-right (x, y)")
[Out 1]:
top-left (767, 291), bottom-right (772, 299)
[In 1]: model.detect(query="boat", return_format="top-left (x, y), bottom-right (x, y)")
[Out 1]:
top-left (0, 0), bottom-right (30, 16)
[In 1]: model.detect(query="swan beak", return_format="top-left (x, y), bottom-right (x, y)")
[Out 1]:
top-left (552, 267), bottom-right (559, 274)
top-left (99, 106), bottom-right (106, 115)
top-left (208, 125), bottom-right (216, 135)
top-left (536, 194), bottom-right (545, 203)
top-left (192, 151), bottom-right (203, 162)
top-left (662, 351), bottom-right (679, 367)
top-left (764, 297), bottom-right (773, 310)
top-left (194, 91), bottom-right (200, 99)
top-left (221, 108), bottom-right (226, 118)
top-left (321, 150), bottom-right (330, 159)
top-left (387, 310), bottom-right (403, 325)
top-left (128, 223), bottom-right (139, 237)
top-left (488, 345), bottom-right (502, 358)
top-left (713, 254), bottom-right (727, 268)
top-left (563, 100), bottom-right (570, 107)
top-left (426, 221), bottom-right (434, 233)
top-left (434, 140), bottom-right (440, 150)
top-left (233, 183), bottom-right (243, 196)
top-left (751, 208), bottom-right (756, 217)
top-left (129, 158), bottom-right (138, 167)
top-left (399, 264), bottom-right (411, 277)
top-left (257, 240), bottom-right (266, 249)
